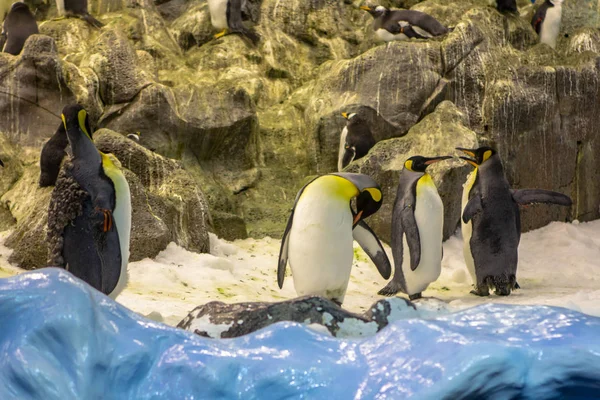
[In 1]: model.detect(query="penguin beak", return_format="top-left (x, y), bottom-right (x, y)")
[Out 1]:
top-left (456, 147), bottom-right (477, 157)
top-left (459, 156), bottom-right (479, 168)
top-left (341, 112), bottom-right (348, 119)
top-left (353, 210), bottom-right (364, 227)
top-left (424, 156), bottom-right (452, 165)
top-left (360, 5), bottom-right (372, 11)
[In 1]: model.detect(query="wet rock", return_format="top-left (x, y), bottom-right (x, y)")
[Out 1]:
top-left (211, 211), bottom-right (249, 241)
top-left (346, 101), bottom-right (477, 242)
top-left (178, 295), bottom-right (426, 339)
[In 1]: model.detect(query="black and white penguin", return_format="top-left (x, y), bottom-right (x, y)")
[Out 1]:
top-left (207, 0), bottom-right (259, 45)
top-left (60, 104), bottom-right (131, 298)
top-left (55, 0), bottom-right (103, 28)
top-left (378, 155), bottom-right (450, 300)
top-left (39, 122), bottom-right (69, 187)
top-left (531, 0), bottom-right (564, 49)
top-left (278, 173), bottom-right (391, 305)
top-left (360, 5), bottom-right (448, 42)
top-left (338, 112), bottom-right (376, 172)
top-left (458, 147), bottom-right (572, 296)
top-left (1, 2), bottom-right (38, 56)
top-left (495, 0), bottom-right (518, 13)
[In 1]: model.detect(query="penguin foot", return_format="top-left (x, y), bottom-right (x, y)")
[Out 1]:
top-left (214, 29), bottom-right (228, 39)
top-left (514, 282), bottom-right (521, 290)
top-left (377, 281), bottom-right (403, 296)
top-left (470, 288), bottom-right (490, 297)
top-left (408, 293), bottom-right (422, 301)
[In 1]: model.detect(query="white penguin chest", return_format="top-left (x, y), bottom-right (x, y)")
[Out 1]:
top-left (401, 177), bottom-right (443, 294)
top-left (337, 126), bottom-right (348, 172)
top-left (461, 170), bottom-right (478, 284)
top-left (540, 5), bottom-right (562, 49)
top-left (208, 0), bottom-right (229, 30)
top-left (288, 195), bottom-right (354, 301)
top-left (376, 28), bottom-right (408, 42)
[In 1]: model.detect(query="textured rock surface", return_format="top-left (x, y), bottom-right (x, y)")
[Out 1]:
top-left (177, 295), bottom-right (438, 339)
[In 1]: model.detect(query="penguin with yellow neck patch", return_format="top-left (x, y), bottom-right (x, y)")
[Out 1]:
top-left (60, 104), bottom-right (131, 299)
top-left (458, 146), bottom-right (572, 296)
top-left (278, 173), bottom-right (391, 305)
top-left (378, 155), bottom-right (450, 300)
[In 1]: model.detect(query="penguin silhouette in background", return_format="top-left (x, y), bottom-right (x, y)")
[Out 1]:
top-left (55, 0), bottom-right (104, 28)
top-left (495, 0), bottom-right (518, 13)
top-left (531, 0), bottom-right (564, 49)
top-left (1, 2), bottom-right (39, 55)
top-left (378, 155), bottom-right (451, 300)
top-left (207, 0), bottom-right (260, 45)
top-left (338, 112), bottom-right (376, 171)
top-left (458, 146), bottom-right (572, 296)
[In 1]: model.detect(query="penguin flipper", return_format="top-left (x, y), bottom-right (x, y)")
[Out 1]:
top-left (277, 210), bottom-right (294, 289)
top-left (462, 195), bottom-right (483, 224)
top-left (353, 220), bottom-right (391, 280)
top-left (511, 189), bottom-right (572, 207)
top-left (401, 207), bottom-right (421, 272)
top-left (341, 148), bottom-right (356, 171)
top-left (81, 13), bottom-right (104, 29)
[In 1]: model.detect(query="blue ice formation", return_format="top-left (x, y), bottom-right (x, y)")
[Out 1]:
top-left (1, 269), bottom-right (599, 400)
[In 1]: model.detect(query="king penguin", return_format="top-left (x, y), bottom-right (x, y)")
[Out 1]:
top-left (531, 0), bottom-right (564, 49)
top-left (1, 2), bottom-right (38, 56)
top-left (458, 146), bottom-right (572, 296)
top-left (338, 112), bottom-right (376, 171)
top-left (378, 155), bottom-right (450, 300)
top-left (278, 173), bottom-right (391, 305)
top-left (207, 0), bottom-right (259, 45)
top-left (360, 5), bottom-right (448, 42)
top-left (55, 0), bottom-right (103, 28)
top-left (60, 104), bottom-right (131, 299)
top-left (39, 121), bottom-right (69, 187)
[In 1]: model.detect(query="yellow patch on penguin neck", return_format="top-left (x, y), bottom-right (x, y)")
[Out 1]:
top-left (416, 173), bottom-right (436, 194)
top-left (304, 175), bottom-right (360, 201)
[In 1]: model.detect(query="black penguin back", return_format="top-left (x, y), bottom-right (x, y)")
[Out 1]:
top-left (40, 122), bottom-right (69, 187)
top-left (2, 2), bottom-right (39, 55)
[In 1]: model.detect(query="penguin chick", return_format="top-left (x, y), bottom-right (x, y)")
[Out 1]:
top-left (278, 173), bottom-right (391, 305)
top-left (56, 0), bottom-right (104, 28)
top-left (208, 0), bottom-right (260, 45)
top-left (1, 2), bottom-right (39, 55)
top-left (338, 112), bottom-right (376, 172)
top-left (458, 146), bottom-right (572, 297)
top-left (531, 0), bottom-right (564, 49)
top-left (360, 5), bottom-right (448, 42)
top-left (378, 155), bottom-right (450, 300)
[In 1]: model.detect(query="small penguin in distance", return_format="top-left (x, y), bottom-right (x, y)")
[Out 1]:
top-left (360, 5), bottom-right (448, 42)
top-left (531, 0), bottom-right (564, 49)
top-left (55, 0), bottom-right (104, 28)
top-left (207, 0), bottom-right (260, 45)
top-left (1, 2), bottom-right (39, 55)
top-left (378, 155), bottom-right (450, 300)
top-left (338, 112), bottom-right (376, 171)
top-left (278, 173), bottom-right (391, 305)
top-left (458, 146), bottom-right (572, 296)
top-left (495, 0), bottom-right (518, 13)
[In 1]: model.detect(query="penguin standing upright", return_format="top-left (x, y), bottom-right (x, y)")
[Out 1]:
top-left (338, 112), bottom-right (376, 171)
top-left (59, 104), bottom-right (131, 298)
top-left (531, 0), bottom-right (564, 49)
top-left (39, 122), bottom-right (69, 187)
top-left (360, 5), bottom-right (448, 42)
top-left (378, 155), bottom-right (450, 300)
top-left (55, 0), bottom-right (103, 28)
top-left (207, 0), bottom-right (259, 45)
top-left (1, 2), bottom-right (38, 55)
top-left (495, 0), bottom-right (517, 13)
top-left (457, 147), bottom-right (572, 296)
top-left (278, 173), bottom-right (391, 305)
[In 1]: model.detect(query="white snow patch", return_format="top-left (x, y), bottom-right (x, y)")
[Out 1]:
top-left (189, 314), bottom-right (233, 339)
top-left (306, 323), bottom-right (332, 336)
top-left (337, 318), bottom-right (378, 338)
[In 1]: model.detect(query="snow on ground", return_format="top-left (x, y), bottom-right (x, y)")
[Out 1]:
top-left (1, 220), bottom-right (599, 326)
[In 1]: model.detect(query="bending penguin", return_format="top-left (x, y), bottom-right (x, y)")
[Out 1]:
top-left (55, 0), bottom-right (104, 28)
top-left (338, 112), bottom-right (376, 171)
top-left (1, 2), bottom-right (39, 55)
top-left (458, 146), bottom-right (572, 296)
top-left (378, 155), bottom-right (450, 300)
top-left (60, 104), bottom-right (131, 299)
top-left (207, 0), bottom-right (259, 45)
top-left (360, 5), bottom-right (448, 42)
top-left (39, 121), bottom-right (69, 187)
top-left (531, 0), bottom-right (564, 49)
top-left (278, 173), bottom-right (391, 305)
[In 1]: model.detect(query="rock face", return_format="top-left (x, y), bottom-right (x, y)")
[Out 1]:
top-left (1, 0), bottom-right (599, 251)
top-left (1, 129), bottom-right (211, 269)
top-left (177, 295), bottom-right (449, 339)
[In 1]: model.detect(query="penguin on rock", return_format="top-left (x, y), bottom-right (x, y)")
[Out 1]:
top-left (531, 0), bottom-right (564, 49)
top-left (0, 2), bottom-right (39, 55)
top-left (207, 0), bottom-right (260, 45)
top-left (338, 112), bottom-right (376, 172)
top-left (360, 5), bottom-right (448, 42)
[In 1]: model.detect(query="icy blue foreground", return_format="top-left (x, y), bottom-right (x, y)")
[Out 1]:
top-left (1, 269), bottom-right (599, 400)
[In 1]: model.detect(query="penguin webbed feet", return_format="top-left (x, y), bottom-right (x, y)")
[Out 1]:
top-left (214, 29), bottom-right (228, 39)
top-left (408, 293), bottom-right (422, 301)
